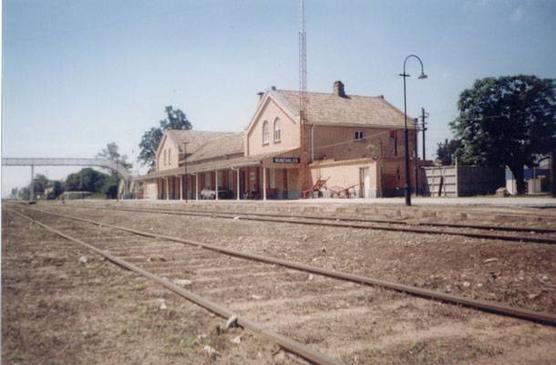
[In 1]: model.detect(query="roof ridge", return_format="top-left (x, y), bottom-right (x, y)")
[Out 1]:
top-left (275, 89), bottom-right (385, 99)
top-left (167, 129), bottom-right (234, 134)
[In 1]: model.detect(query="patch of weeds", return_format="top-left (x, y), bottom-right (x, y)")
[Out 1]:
top-left (409, 341), bottom-right (427, 355)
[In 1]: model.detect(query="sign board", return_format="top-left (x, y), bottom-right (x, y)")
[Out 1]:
top-left (272, 157), bottom-right (300, 164)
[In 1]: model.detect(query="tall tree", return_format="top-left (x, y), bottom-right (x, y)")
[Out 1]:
top-left (65, 168), bottom-right (108, 193)
top-left (436, 139), bottom-right (461, 165)
top-left (31, 174), bottom-right (49, 198)
top-left (47, 181), bottom-right (64, 200)
top-left (451, 75), bottom-right (556, 194)
top-left (138, 106), bottom-right (192, 169)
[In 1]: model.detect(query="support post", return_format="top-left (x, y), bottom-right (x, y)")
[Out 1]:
top-left (263, 167), bottom-right (267, 201)
top-left (30, 165), bottom-right (35, 201)
top-left (551, 151), bottom-right (556, 198)
top-left (454, 156), bottom-right (459, 197)
top-left (166, 177), bottom-right (169, 200)
top-left (215, 170), bottom-right (219, 201)
top-left (195, 174), bottom-right (199, 201)
top-left (414, 118), bottom-right (419, 196)
top-left (421, 107), bottom-right (427, 161)
top-left (179, 175), bottom-right (183, 200)
top-left (402, 72), bottom-right (411, 206)
top-left (236, 168), bottom-right (240, 200)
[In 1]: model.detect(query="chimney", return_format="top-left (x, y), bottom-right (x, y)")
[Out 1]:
top-left (333, 81), bottom-right (347, 98)
top-left (257, 91), bottom-right (264, 101)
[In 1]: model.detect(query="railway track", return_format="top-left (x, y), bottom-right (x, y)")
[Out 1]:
top-left (7, 203), bottom-right (556, 363)
top-left (67, 204), bottom-right (556, 245)
top-left (7, 208), bottom-right (346, 365)
top-left (11, 205), bottom-right (556, 328)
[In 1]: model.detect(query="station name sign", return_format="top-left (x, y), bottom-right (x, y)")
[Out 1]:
top-left (272, 157), bottom-right (300, 164)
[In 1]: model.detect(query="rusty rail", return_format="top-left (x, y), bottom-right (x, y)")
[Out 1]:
top-left (115, 206), bottom-right (556, 234)
top-left (83, 205), bottom-right (556, 245)
top-left (18, 205), bottom-right (556, 327)
top-left (8, 208), bottom-right (346, 365)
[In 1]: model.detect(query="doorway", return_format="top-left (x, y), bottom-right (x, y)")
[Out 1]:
top-left (359, 167), bottom-right (370, 198)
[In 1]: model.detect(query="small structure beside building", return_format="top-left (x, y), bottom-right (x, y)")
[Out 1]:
top-left (135, 81), bottom-right (418, 200)
top-left (506, 166), bottom-right (550, 195)
top-left (421, 164), bottom-right (505, 197)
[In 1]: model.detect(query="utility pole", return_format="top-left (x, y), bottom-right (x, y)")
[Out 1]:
top-left (551, 151), bottom-right (556, 197)
top-left (184, 142), bottom-right (188, 203)
top-left (414, 118), bottom-right (419, 196)
top-left (421, 107), bottom-right (428, 161)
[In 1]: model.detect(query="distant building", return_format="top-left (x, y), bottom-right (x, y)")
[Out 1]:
top-left (135, 81), bottom-right (417, 200)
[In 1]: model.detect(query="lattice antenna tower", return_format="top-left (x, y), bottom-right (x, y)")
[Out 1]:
top-left (298, 0), bottom-right (308, 124)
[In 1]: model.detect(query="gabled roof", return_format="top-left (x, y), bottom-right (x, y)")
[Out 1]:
top-left (269, 89), bottom-right (414, 129)
top-left (165, 130), bottom-right (234, 154)
top-left (186, 132), bottom-right (244, 162)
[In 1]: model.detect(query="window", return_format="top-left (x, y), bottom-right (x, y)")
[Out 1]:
top-left (273, 118), bottom-right (281, 142)
top-left (168, 149), bottom-right (172, 165)
top-left (262, 120), bottom-right (270, 145)
top-left (163, 150), bottom-right (167, 165)
top-left (390, 130), bottom-right (398, 156)
top-left (354, 130), bottom-right (364, 141)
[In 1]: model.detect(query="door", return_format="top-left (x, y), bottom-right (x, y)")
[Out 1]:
top-left (359, 167), bottom-right (370, 198)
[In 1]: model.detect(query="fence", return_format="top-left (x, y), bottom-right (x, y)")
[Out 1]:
top-left (421, 164), bottom-right (505, 197)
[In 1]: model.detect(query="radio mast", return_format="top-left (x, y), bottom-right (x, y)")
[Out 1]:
top-left (298, 0), bottom-right (307, 123)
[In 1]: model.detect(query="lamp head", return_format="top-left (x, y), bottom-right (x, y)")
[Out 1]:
top-left (418, 72), bottom-right (428, 80)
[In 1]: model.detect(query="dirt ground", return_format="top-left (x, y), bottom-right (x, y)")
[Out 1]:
top-left (3, 200), bottom-right (556, 364)
top-left (1, 208), bottom-right (303, 365)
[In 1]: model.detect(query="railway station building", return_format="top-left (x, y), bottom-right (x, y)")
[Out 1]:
top-left (135, 81), bottom-right (417, 200)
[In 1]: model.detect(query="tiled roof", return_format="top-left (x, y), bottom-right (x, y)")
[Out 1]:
top-left (187, 132), bottom-right (244, 162)
top-left (166, 130), bottom-right (233, 154)
top-left (184, 148), bottom-right (299, 174)
top-left (271, 89), bottom-right (414, 129)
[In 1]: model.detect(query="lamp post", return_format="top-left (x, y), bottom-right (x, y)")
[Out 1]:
top-left (400, 54), bottom-right (427, 206)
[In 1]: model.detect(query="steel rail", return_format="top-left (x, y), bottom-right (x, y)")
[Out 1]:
top-left (8, 208), bottom-right (346, 365)
top-left (84, 205), bottom-right (556, 245)
top-left (124, 206), bottom-right (556, 234)
top-left (19, 205), bottom-right (556, 327)
top-left (126, 206), bottom-right (556, 234)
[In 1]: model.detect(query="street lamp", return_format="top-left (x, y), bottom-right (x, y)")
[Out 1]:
top-left (400, 54), bottom-right (427, 206)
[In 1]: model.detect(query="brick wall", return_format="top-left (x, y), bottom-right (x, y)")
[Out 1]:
top-left (156, 135), bottom-right (181, 171)
top-left (311, 125), bottom-right (416, 162)
top-left (246, 98), bottom-right (300, 156)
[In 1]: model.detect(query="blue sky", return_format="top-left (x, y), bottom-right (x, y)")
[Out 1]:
top-left (2, 0), bottom-right (555, 195)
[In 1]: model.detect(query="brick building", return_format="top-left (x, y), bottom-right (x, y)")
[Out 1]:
top-left (135, 81), bottom-right (417, 200)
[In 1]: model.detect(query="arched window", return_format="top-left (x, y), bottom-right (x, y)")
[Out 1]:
top-left (262, 120), bottom-right (270, 145)
top-left (273, 118), bottom-right (281, 142)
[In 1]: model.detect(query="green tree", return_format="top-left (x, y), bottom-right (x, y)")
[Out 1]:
top-left (436, 139), bottom-right (461, 165)
top-left (451, 75), bottom-right (556, 194)
top-left (10, 187), bottom-right (18, 199)
top-left (101, 175), bottom-right (119, 199)
top-left (47, 181), bottom-right (64, 200)
top-left (31, 174), bottom-right (49, 198)
top-left (97, 142), bottom-right (131, 198)
top-left (138, 106), bottom-right (192, 169)
top-left (65, 168), bottom-right (108, 193)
